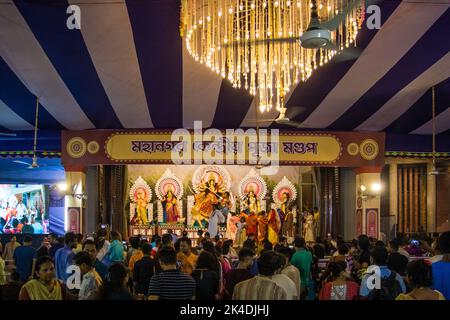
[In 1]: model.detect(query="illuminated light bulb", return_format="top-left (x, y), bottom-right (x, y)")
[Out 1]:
top-left (297, 1), bottom-right (301, 8)
top-left (328, 6), bottom-right (331, 11)
top-left (263, 2), bottom-right (267, 8)
top-left (229, 7), bottom-right (233, 14)
top-left (319, 4), bottom-right (323, 9)
top-left (207, 16), bottom-right (211, 22)
top-left (335, 10), bottom-right (339, 14)
top-left (256, 33), bottom-right (260, 38)
top-left (289, 31), bottom-right (293, 36)
top-left (239, 5), bottom-right (243, 10)
top-left (251, 3), bottom-right (255, 9)
top-left (371, 183), bottom-right (381, 192)
top-left (224, 38), bottom-right (228, 44)
top-left (287, 1), bottom-right (291, 6)
top-left (198, 19), bottom-right (203, 25)
top-left (218, 11), bottom-right (222, 17)
top-left (267, 31), bottom-right (271, 36)
top-left (57, 183), bottom-right (68, 191)
top-left (275, 1), bottom-right (279, 7)
top-left (278, 31), bottom-right (282, 37)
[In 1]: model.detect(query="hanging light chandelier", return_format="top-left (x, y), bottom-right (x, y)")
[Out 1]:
top-left (181, 0), bottom-right (366, 113)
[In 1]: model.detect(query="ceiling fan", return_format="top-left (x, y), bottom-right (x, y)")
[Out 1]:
top-left (429, 86), bottom-right (449, 176)
top-left (13, 96), bottom-right (46, 169)
top-left (229, 0), bottom-right (378, 62)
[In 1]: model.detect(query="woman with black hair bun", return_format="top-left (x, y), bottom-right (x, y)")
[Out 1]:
top-left (101, 263), bottom-right (135, 300)
top-left (396, 260), bottom-right (445, 300)
top-left (319, 261), bottom-right (359, 300)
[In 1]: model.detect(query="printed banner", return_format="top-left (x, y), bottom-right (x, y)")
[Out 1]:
top-left (62, 130), bottom-right (385, 168)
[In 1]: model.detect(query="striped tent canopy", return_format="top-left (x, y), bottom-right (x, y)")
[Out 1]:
top-left (0, 0), bottom-right (449, 155)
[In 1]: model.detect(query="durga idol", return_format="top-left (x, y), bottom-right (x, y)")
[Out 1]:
top-left (191, 175), bottom-right (224, 228)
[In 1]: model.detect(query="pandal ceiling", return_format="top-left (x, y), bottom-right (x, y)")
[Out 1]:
top-left (181, 0), bottom-right (365, 112)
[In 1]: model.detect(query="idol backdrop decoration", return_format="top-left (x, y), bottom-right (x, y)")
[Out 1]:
top-left (155, 169), bottom-right (184, 225)
top-left (129, 176), bottom-right (153, 225)
top-left (126, 165), bottom-right (301, 237)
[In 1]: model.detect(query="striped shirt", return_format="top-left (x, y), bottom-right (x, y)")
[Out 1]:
top-left (232, 276), bottom-right (287, 300)
top-left (148, 269), bottom-right (195, 300)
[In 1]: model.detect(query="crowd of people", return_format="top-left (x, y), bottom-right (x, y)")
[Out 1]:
top-left (0, 228), bottom-right (449, 300)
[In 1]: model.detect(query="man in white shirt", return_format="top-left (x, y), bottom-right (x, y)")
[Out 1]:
top-left (73, 251), bottom-right (103, 300)
top-left (272, 270), bottom-right (298, 300)
top-left (277, 246), bottom-right (301, 299)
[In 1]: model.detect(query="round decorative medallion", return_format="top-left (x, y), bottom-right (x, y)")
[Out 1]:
top-left (67, 137), bottom-right (87, 158)
top-left (87, 141), bottom-right (100, 154)
top-left (359, 139), bottom-right (379, 160)
top-left (347, 142), bottom-right (360, 156)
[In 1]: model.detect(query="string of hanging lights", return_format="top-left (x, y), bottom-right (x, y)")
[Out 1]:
top-left (181, 0), bottom-right (365, 113)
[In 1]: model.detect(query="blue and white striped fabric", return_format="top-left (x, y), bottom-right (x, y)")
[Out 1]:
top-left (0, 0), bottom-right (449, 136)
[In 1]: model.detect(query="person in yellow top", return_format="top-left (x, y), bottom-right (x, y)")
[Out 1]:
top-left (313, 207), bottom-right (320, 236)
top-left (19, 256), bottom-right (65, 300)
top-left (177, 238), bottom-right (197, 275)
top-left (128, 240), bottom-right (145, 274)
top-left (396, 260), bottom-right (445, 300)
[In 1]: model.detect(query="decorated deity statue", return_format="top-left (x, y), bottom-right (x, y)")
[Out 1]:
top-left (136, 188), bottom-right (149, 224)
top-left (155, 169), bottom-right (184, 224)
top-left (272, 176), bottom-right (297, 238)
top-left (243, 190), bottom-right (260, 213)
top-left (191, 175), bottom-right (224, 228)
top-left (162, 188), bottom-right (179, 223)
top-left (129, 176), bottom-right (152, 226)
top-left (280, 192), bottom-right (290, 217)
